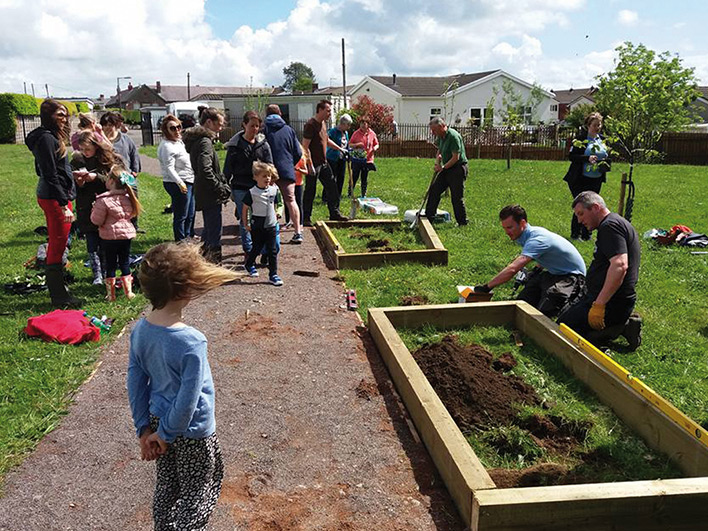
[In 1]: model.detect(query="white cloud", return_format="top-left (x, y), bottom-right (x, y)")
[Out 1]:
top-left (618, 9), bottom-right (638, 26)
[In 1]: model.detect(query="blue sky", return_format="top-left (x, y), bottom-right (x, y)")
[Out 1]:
top-left (0, 0), bottom-right (706, 96)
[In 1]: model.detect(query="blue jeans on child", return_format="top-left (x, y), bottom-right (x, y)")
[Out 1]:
top-left (231, 188), bottom-right (252, 253)
top-left (163, 181), bottom-right (195, 241)
top-left (200, 204), bottom-right (223, 250)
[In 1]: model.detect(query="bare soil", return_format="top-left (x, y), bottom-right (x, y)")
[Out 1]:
top-left (0, 166), bottom-right (462, 531)
top-left (400, 295), bottom-right (430, 306)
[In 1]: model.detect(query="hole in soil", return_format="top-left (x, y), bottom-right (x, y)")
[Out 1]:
top-left (366, 239), bottom-right (390, 249)
top-left (400, 295), bottom-right (430, 306)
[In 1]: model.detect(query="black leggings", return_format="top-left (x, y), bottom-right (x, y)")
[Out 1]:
top-left (568, 177), bottom-right (603, 239)
top-left (103, 239), bottom-right (132, 278)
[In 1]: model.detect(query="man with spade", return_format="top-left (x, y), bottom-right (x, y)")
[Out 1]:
top-left (474, 205), bottom-right (586, 318)
top-left (425, 117), bottom-right (469, 226)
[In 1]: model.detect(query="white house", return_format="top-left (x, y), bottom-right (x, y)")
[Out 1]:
top-left (349, 70), bottom-right (557, 127)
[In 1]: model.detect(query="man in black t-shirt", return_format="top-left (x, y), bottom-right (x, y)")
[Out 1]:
top-left (558, 191), bottom-right (642, 350)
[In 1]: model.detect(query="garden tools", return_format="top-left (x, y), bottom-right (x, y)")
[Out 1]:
top-left (410, 170), bottom-right (440, 229)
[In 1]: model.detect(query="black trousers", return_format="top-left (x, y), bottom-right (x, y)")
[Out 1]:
top-left (351, 160), bottom-right (370, 197)
top-left (245, 224), bottom-right (279, 277)
top-left (103, 238), bottom-right (132, 277)
top-left (325, 159), bottom-right (346, 200)
top-left (558, 293), bottom-right (635, 337)
top-left (568, 177), bottom-right (602, 239)
top-left (517, 271), bottom-right (585, 318)
top-left (425, 163), bottom-right (468, 224)
top-left (303, 163), bottom-right (341, 222)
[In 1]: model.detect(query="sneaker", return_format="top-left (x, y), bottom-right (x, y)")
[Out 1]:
top-left (291, 233), bottom-right (304, 244)
top-left (269, 274), bottom-right (284, 286)
top-left (622, 314), bottom-right (643, 351)
top-left (244, 265), bottom-right (259, 277)
top-left (284, 221), bottom-right (294, 229)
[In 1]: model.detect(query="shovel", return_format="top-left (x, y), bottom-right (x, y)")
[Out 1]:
top-left (410, 170), bottom-right (440, 229)
top-left (347, 156), bottom-right (357, 219)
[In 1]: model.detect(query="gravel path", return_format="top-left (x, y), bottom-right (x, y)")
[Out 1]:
top-left (0, 184), bottom-right (462, 530)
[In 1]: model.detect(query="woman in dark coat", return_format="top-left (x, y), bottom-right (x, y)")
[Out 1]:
top-left (71, 131), bottom-right (123, 285)
top-left (223, 110), bottom-right (273, 254)
top-left (563, 111), bottom-right (611, 240)
top-left (25, 99), bottom-right (82, 307)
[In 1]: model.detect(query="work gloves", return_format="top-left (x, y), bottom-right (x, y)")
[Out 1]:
top-left (588, 302), bottom-right (606, 330)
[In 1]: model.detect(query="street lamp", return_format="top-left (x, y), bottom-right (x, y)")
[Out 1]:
top-left (116, 76), bottom-right (131, 109)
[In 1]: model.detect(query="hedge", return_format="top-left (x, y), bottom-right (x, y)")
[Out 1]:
top-left (0, 94), bottom-right (92, 143)
top-left (105, 108), bottom-right (142, 125)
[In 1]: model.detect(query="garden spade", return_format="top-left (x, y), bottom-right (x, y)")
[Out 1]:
top-left (410, 170), bottom-right (439, 229)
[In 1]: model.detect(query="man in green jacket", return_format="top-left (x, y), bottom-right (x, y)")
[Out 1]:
top-left (183, 108), bottom-right (231, 263)
top-left (425, 117), bottom-right (469, 226)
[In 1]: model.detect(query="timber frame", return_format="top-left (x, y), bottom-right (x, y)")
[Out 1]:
top-left (315, 218), bottom-right (447, 270)
top-left (368, 301), bottom-right (708, 530)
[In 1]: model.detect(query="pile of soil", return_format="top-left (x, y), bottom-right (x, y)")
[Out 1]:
top-left (412, 335), bottom-right (603, 488)
top-left (412, 335), bottom-right (540, 430)
top-left (400, 295), bottom-right (429, 306)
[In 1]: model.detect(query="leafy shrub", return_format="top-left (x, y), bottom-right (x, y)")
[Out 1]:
top-left (0, 93), bottom-right (41, 143)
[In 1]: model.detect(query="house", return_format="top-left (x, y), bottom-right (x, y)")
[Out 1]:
top-left (348, 70), bottom-right (557, 127)
top-left (689, 86), bottom-right (708, 125)
top-left (104, 81), bottom-right (270, 110)
top-left (222, 83), bottom-right (352, 126)
top-left (551, 87), bottom-right (598, 121)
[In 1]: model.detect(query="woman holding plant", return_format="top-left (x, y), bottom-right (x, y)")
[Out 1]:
top-left (348, 116), bottom-right (379, 198)
top-left (563, 111), bottom-right (611, 240)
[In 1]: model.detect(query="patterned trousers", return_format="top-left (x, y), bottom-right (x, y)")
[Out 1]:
top-left (150, 417), bottom-right (224, 531)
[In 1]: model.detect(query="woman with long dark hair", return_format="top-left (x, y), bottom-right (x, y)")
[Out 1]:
top-left (26, 99), bottom-right (83, 307)
top-left (71, 130), bottom-right (122, 285)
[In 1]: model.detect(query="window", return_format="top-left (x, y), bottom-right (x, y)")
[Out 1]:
top-left (516, 105), bottom-right (534, 125)
top-left (470, 108), bottom-right (482, 126)
top-left (429, 107), bottom-right (442, 121)
top-left (550, 104), bottom-right (558, 112)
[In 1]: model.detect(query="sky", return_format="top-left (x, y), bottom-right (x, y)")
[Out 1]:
top-left (1, 0), bottom-right (707, 99)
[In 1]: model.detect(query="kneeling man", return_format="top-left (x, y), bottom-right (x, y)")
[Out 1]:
top-left (558, 192), bottom-right (642, 350)
top-left (475, 205), bottom-right (586, 318)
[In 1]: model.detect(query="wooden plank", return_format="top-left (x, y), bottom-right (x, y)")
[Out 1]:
top-left (514, 303), bottom-right (708, 476)
top-left (314, 221), bottom-right (341, 269)
top-left (472, 477), bottom-right (708, 531)
top-left (368, 308), bottom-right (496, 524)
top-left (382, 302), bottom-right (516, 330)
top-left (338, 249), bottom-right (447, 270)
top-left (418, 217), bottom-right (445, 250)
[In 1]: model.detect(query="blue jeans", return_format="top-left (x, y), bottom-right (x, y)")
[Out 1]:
top-left (163, 181), bottom-right (195, 241)
top-left (231, 188), bottom-right (252, 253)
top-left (200, 204), bottom-right (223, 250)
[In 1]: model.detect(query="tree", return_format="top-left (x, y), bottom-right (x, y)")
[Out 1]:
top-left (282, 62), bottom-right (316, 91)
top-left (350, 95), bottom-right (395, 136)
top-left (292, 76), bottom-right (315, 93)
top-left (564, 103), bottom-right (597, 129)
top-left (594, 41), bottom-right (700, 219)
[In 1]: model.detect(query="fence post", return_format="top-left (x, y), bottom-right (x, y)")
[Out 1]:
top-left (617, 172), bottom-right (628, 216)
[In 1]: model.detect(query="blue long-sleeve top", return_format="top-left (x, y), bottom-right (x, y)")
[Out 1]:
top-left (127, 319), bottom-right (215, 443)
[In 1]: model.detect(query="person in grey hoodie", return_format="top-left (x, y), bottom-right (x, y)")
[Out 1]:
top-left (183, 108), bottom-right (231, 263)
top-left (222, 111), bottom-right (273, 254)
top-left (26, 99), bottom-right (82, 308)
top-left (264, 104), bottom-right (303, 243)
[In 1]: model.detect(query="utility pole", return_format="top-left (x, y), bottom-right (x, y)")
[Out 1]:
top-left (116, 76), bottom-right (131, 109)
top-left (187, 72), bottom-right (191, 100)
top-left (31, 83), bottom-right (35, 97)
top-left (23, 82), bottom-right (27, 94)
top-left (45, 84), bottom-right (49, 98)
top-left (341, 38), bottom-right (347, 108)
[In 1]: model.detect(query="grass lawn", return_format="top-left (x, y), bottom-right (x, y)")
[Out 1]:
top-left (0, 145), bottom-right (172, 484)
top-left (335, 157), bottom-right (708, 426)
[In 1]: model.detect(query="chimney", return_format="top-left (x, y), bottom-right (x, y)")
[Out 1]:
top-left (311, 82), bottom-right (319, 92)
top-left (392, 73), bottom-right (397, 85)
top-left (127, 82), bottom-right (133, 90)
top-left (156, 81), bottom-right (161, 93)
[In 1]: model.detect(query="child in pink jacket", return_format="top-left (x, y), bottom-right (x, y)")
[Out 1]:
top-left (91, 167), bottom-right (143, 301)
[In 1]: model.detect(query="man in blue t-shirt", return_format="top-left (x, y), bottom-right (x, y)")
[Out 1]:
top-left (474, 205), bottom-right (586, 317)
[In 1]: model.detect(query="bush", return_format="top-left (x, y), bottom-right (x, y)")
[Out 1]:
top-left (106, 108), bottom-right (141, 125)
top-left (0, 93), bottom-right (41, 143)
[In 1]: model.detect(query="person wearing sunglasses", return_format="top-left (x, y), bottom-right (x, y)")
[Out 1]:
top-left (158, 114), bottom-right (196, 241)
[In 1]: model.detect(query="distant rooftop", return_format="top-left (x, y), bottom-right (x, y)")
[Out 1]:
top-left (369, 71), bottom-right (501, 97)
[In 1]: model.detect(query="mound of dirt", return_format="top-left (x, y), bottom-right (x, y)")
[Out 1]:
top-left (400, 295), bottom-right (429, 306)
top-left (491, 352), bottom-right (517, 372)
top-left (411, 335), bottom-right (540, 430)
top-left (366, 239), bottom-right (390, 249)
top-left (488, 463), bottom-right (588, 488)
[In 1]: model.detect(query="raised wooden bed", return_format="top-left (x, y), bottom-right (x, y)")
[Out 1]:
top-left (315, 218), bottom-right (447, 270)
top-left (368, 301), bottom-right (708, 530)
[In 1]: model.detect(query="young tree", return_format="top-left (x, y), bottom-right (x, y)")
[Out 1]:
top-left (350, 95), bottom-right (395, 136)
top-left (282, 62), bottom-right (316, 91)
top-left (564, 103), bottom-right (597, 129)
top-left (594, 41), bottom-right (700, 219)
top-left (493, 80), bottom-right (545, 168)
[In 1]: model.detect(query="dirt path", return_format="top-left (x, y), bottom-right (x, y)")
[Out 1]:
top-left (0, 180), bottom-right (461, 530)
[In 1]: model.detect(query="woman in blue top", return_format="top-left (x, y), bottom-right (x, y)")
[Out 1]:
top-left (563, 111), bottom-right (611, 240)
top-left (127, 242), bottom-right (240, 530)
top-left (325, 113), bottom-right (352, 201)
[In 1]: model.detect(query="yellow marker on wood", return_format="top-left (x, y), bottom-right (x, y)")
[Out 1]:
top-left (559, 323), bottom-right (708, 448)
